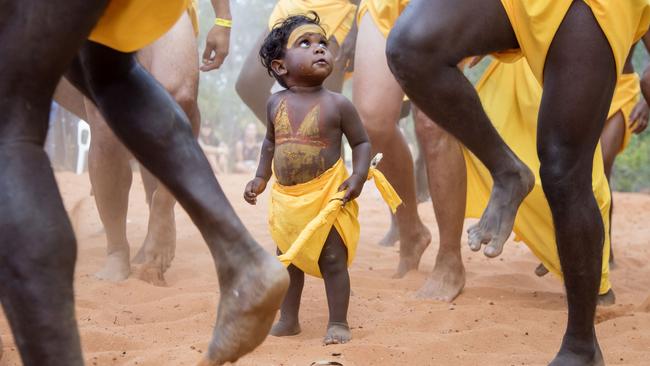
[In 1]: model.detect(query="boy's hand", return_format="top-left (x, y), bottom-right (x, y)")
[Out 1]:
top-left (630, 99), bottom-right (650, 134)
top-left (338, 173), bottom-right (365, 204)
top-left (244, 177), bottom-right (267, 205)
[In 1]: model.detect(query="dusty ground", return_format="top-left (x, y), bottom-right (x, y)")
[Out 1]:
top-left (1, 172), bottom-right (649, 365)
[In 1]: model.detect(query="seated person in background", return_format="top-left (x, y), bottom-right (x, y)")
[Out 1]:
top-left (199, 123), bottom-right (230, 174)
top-left (234, 122), bottom-right (262, 173)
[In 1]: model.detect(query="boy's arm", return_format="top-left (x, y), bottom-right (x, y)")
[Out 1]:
top-left (244, 97), bottom-right (278, 204)
top-left (338, 96), bottom-right (371, 203)
top-left (201, 0), bottom-right (232, 72)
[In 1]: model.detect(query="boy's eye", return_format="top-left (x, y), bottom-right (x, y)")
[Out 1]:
top-left (319, 40), bottom-right (328, 48)
top-left (299, 39), bottom-right (310, 48)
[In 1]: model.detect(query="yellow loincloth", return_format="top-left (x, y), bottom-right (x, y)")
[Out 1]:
top-left (357, 0), bottom-right (410, 38)
top-left (465, 59), bottom-right (612, 295)
top-left (89, 0), bottom-right (188, 52)
top-left (607, 73), bottom-right (641, 153)
top-left (271, 158), bottom-right (402, 278)
top-left (268, 0), bottom-right (357, 44)
top-left (496, 0), bottom-right (650, 83)
top-left (188, 0), bottom-right (200, 36)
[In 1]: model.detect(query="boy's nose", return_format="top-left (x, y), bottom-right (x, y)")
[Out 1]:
top-left (314, 46), bottom-right (325, 54)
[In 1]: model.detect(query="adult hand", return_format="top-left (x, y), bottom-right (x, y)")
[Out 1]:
top-left (244, 177), bottom-right (267, 205)
top-left (201, 25), bottom-right (230, 72)
top-left (630, 99), bottom-right (650, 134)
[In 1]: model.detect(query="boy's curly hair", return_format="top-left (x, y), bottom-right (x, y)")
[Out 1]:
top-left (259, 12), bottom-right (325, 88)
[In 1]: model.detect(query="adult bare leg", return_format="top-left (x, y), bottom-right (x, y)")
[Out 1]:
top-left (600, 112), bottom-right (625, 267)
top-left (86, 104), bottom-right (133, 281)
top-left (354, 13), bottom-right (431, 278)
top-left (0, 1), bottom-right (109, 365)
top-left (131, 12), bottom-right (201, 285)
top-left (67, 41), bottom-right (289, 365)
top-left (413, 106), bottom-right (466, 302)
top-left (386, 0), bottom-right (533, 259)
top-left (539, 3), bottom-right (616, 364)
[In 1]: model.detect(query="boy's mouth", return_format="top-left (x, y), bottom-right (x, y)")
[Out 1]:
top-left (313, 58), bottom-right (329, 66)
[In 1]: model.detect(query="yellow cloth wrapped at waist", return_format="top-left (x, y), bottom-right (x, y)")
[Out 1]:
top-left (271, 158), bottom-right (401, 278)
top-left (357, 0), bottom-right (410, 38)
top-left (495, 0), bottom-right (650, 83)
top-left (466, 59), bottom-right (612, 295)
top-left (269, 0), bottom-right (357, 44)
top-left (607, 73), bottom-right (641, 153)
top-left (90, 0), bottom-right (188, 52)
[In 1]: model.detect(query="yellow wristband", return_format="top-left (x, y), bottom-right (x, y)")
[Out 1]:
top-left (214, 18), bottom-right (232, 28)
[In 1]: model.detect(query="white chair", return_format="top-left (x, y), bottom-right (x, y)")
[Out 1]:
top-left (76, 119), bottom-right (91, 174)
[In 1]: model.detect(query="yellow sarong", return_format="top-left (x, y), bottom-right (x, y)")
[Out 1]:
top-left (465, 59), bottom-right (611, 294)
top-left (188, 0), bottom-right (200, 36)
top-left (269, 0), bottom-right (357, 44)
top-left (271, 159), bottom-right (402, 278)
top-left (496, 0), bottom-right (650, 83)
top-left (607, 73), bottom-right (641, 153)
top-left (89, 0), bottom-right (188, 52)
top-left (357, 0), bottom-right (410, 38)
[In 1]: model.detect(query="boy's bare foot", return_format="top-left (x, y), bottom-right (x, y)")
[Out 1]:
top-left (535, 263), bottom-right (549, 277)
top-left (378, 216), bottom-right (399, 247)
top-left (95, 248), bottom-right (130, 282)
top-left (468, 165), bottom-right (534, 258)
top-left (323, 322), bottom-right (351, 345)
top-left (197, 249), bottom-right (289, 366)
top-left (270, 320), bottom-right (301, 337)
top-left (597, 289), bottom-right (616, 307)
top-left (393, 225), bottom-right (431, 278)
top-left (416, 253), bottom-right (465, 302)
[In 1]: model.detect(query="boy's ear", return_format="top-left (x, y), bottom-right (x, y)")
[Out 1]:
top-left (271, 59), bottom-right (287, 77)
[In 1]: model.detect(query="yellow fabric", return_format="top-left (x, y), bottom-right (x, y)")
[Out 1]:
top-left (465, 59), bottom-right (611, 294)
top-left (188, 0), bottom-right (200, 36)
top-left (286, 25), bottom-right (328, 49)
top-left (268, 0), bottom-right (357, 44)
top-left (357, 0), bottom-right (410, 38)
top-left (271, 159), bottom-right (402, 278)
top-left (607, 73), bottom-right (641, 153)
top-left (496, 0), bottom-right (650, 83)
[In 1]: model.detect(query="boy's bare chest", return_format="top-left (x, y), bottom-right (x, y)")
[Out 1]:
top-left (273, 98), bottom-right (339, 145)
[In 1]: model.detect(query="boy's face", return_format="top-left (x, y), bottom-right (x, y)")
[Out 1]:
top-left (272, 25), bottom-right (333, 87)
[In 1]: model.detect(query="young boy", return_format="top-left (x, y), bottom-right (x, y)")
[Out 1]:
top-left (244, 13), bottom-right (399, 345)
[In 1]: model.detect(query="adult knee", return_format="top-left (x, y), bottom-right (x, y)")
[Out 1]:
top-left (538, 151), bottom-right (591, 206)
top-left (386, 22), bottom-right (451, 90)
top-left (414, 115), bottom-right (454, 154)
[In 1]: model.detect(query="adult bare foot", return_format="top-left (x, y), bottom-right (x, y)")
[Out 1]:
top-left (197, 249), bottom-right (289, 366)
top-left (270, 319), bottom-right (301, 337)
top-left (133, 206), bottom-right (176, 286)
top-left (467, 165), bottom-right (534, 258)
top-left (323, 322), bottom-right (351, 345)
top-left (597, 289), bottom-right (616, 307)
top-left (548, 337), bottom-right (604, 366)
top-left (378, 213), bottom-right (399, 247)
top-left (95, 248), bottom-right (130, 281)
top-left (535, 263), bottom-right (549, 277)
top-left (393, 225), bottom-right (431, 278)
top-left (416, 253), bottom-right (465, 302)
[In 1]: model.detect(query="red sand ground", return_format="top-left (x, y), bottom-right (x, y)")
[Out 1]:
top-left (1, 172), bottom-right (649, 365)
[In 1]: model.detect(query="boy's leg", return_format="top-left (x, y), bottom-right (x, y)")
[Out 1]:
top-left (538, 2), bottom-right (616, 364)
top-left (67, 41), bottom-right (289, 365)
top-left (0, 1), bottom-right (108, 365)
top-left (386, 0), bottom-right (533, 259)
top-left (270, 261), bottom-right (304, 336)
top-left (413, 106), bottom-right (466, 302)
top-left (354, 13), bottom-right (431, 278)
top-left (319, 229), bottom-right (351, 345)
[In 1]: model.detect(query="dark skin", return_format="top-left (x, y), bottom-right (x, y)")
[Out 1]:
top-left (244, 31), bottom-right (371, 345)
top-left (386, 0), bottom-right (632, 364)
top-left (0, 1), bottom-right (289, 365)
